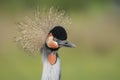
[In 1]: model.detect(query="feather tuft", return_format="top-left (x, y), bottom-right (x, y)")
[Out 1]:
top-left (16, 7), bottom-right (71, 55)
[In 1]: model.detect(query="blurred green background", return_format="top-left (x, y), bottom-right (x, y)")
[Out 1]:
top-left (0, 0), bottom-right (120, 80)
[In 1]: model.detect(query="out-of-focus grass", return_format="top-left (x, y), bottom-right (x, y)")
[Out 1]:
top-left (60, 48), bottom-right (120, 80)
top-left (0, 45), bottom-right (120, 80)
top-left (0, 7), bottom-right (120, 80)
top-left (0, 46), bottom-right (41, 80)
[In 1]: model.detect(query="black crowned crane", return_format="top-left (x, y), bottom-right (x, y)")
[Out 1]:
top-left (16, 8), bottom-right (75, 80)
top-left (41, 26), bottom-right (75, 80)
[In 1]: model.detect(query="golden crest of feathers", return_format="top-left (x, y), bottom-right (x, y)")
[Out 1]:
top-left (16, 7), bottom-right (71, 54)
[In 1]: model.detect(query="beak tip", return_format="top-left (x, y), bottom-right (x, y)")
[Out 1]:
top-left (71, 44), bottom-right (76, 48)
top-left (59, 40), bottom-right (76, 48)
top-left (66, 41), bottom-right (76, 48)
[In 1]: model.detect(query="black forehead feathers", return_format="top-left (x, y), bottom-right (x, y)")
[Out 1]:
top-left (49, 26), bottom-right (67, 40)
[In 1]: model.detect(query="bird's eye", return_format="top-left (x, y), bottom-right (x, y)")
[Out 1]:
top-left (65, 42), bottom-right (68, 44)
top-left (53, 38), bottom-right (58, 42)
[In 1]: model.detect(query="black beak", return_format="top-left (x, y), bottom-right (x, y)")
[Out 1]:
top-left (59, 40), bottom-right (76, 48)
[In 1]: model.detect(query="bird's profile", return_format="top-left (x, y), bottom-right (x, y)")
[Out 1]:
top-left (41, 26), bottom-right (75, 80)
top-left (16, 8), bottom-right (75, 80)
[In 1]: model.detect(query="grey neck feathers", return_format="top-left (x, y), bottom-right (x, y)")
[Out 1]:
top-left (41, 45), bottom-right (61, 80)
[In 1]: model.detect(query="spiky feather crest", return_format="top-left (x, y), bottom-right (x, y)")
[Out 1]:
top-left (16, 7), bottom-right (71, 55)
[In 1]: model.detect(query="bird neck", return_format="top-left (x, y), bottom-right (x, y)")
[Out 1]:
top-left (41, 45), bottom-right (61, 80)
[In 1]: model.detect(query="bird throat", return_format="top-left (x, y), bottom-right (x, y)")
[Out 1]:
top-left (48, 52), bottom-right (57, 65)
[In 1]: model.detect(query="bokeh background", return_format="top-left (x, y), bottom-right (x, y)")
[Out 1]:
top-left (0, 0), bottom-right (120, 80)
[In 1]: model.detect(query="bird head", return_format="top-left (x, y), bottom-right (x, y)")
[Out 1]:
top-left (46, 26), bottom-right (76, 50)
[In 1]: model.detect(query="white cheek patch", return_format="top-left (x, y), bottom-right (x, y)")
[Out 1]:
top-left (46, 36), bottom-right (58, 48)
top-left (46, 36), bottom-right (53, 44)
top-left (54, 41), bottom-right (58, 46)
